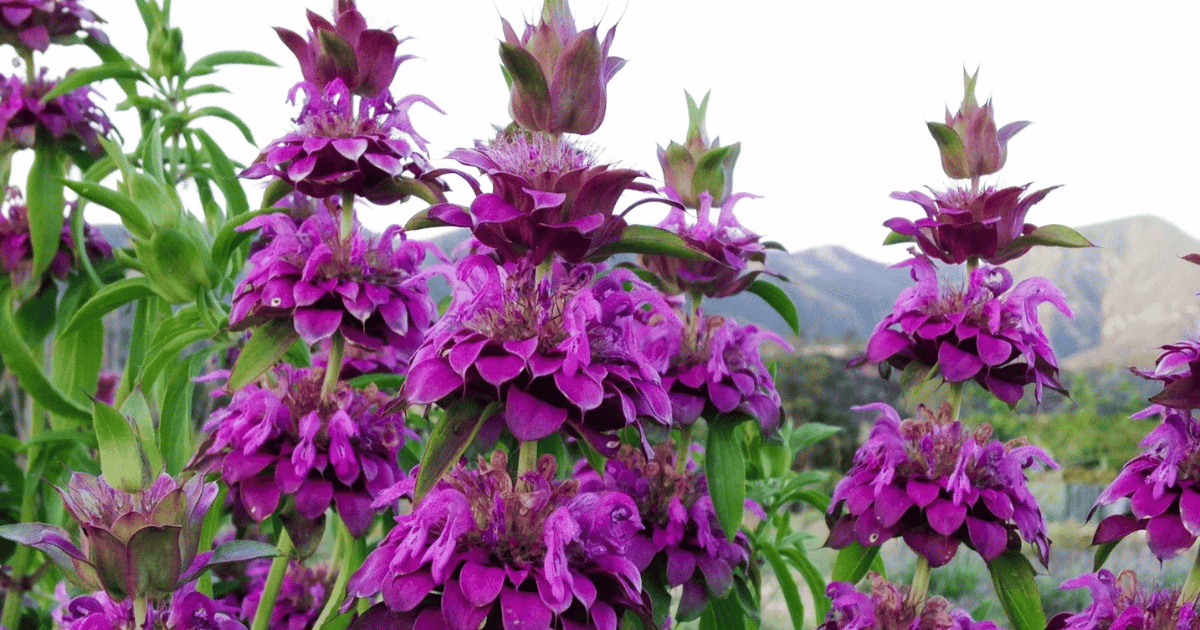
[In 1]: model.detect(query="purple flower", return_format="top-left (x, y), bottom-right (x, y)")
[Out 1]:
top-left (313, 335), bottom-right (409, 379)
top-left (404, 255), bottom-right (671, 454)
top-left (827, 403), bottom-right (1056, 568)
top-left (240, 78), bottom-right (440, 204)
top-left (191, 365), bottom-right (414, 537)
top-left (657, 91), bottom-right (740, 209)
top-left (818, 574), bottom-right (1002, 630)
top-left (929, 69), bottom-right (1029, 181)
top-left (0, 190), bottom-right (112, 289)
top-left (640, 190), bottom-right (779, 298)
top-left (0, 0), bottom-right (107, 52)
top-left (229, 204), bottom-right (437, 353)
top-left (885, 184), bottom-right (1059, 265)
top-left (1091, 410), bottom-right (1200, 561)
top-left (1045, 569), bottom-right (1197, 630)
top-left (52, 582), bottom-right (248, 630)
top-left (346, 452), bottom-right (649, 630)
top-left (498, 0), bottom-right (624, 135)
top-left (0, 472), bottom-right (217, 601)
top-left (850, 255), bottom-right (1071, 406)
top-left (0, 70), bottom-right (113, 156)
top-left (653, 308), bottom-right (790, 432)
top-left (240, 559), bottom-right (332, 630)
top-left (273, 0), bottom-right (406, 98)
top-left (1132, 337), bottom-right (1200, 413)
top-left (430, 131), bottom-right (656, 265)
top-left (576, 443), bottom-right (750, 623)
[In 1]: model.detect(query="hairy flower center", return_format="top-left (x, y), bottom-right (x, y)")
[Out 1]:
top-left (484, 133), bottom-right (596, 179)
top-left (468, 266), bottom-right (587, 352)
top-left (896, 404), bottom-right (995, 480)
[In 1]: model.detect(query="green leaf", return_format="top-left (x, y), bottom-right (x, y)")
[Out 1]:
top-left (17, 430), bottom-right (97, 451)
top-left (586, 225), bottom-right (714, 262)
top-left (0, 286), bottom-right (91, 422)
top-left (178, 539), bottom-right (281, 585)
top-left (187, 106), bottom-right (255, 145)
top-left (60, 277), bottom-right (158, 337)
top-left (706, 413), bottom-right (749, 541)
top-left (346, 373), bottom-right (406, 390)
top-left (192, 129), bottom-right (249, 217)
top-left (41, 63), bottom-right (144, 100)
top-left (1093, 539), bottom-right (1119, 572)
top-left (987, 551), bottom-right (1046, 630)
top-left (140, 309), bottom-right (210, 388)
top-left (789, 422), bottom-right (841, 452)
top-left (181, 84), bottom-right (231, 99)
top-left (211, 207), bottom-right (277, 267)
top-left (14, 286), bottom-right (57, 346)
top-left (882, 230), bottom-right (914, 246)
top-left (746, 280), bottom-right (799, 336)
top-left (926, 122), bottom-right (966, 173)
top-left (260, 178), bottom-right (293, 209)
top-left (414, 399), bottom-right (501, 502)
top-left (52, 317), bottom-right (103, 409)
top-left (227, 320), bottom-right (301, 391)
top-left (62, 180), bottom-right (153, 239)
top-left (698, 591), bottom-right (746, 630)
top-left (141, 119), bottom-right (166, 184)
top-left (781, 546), bottom-right (829, 623)
top-left (92, 401), bottom-right (154, 492)
top-left (498, 42), bottom-right (549, 104)
top-left (402, 206), bottom-right (448, 231)
top-left (26, 147), bottom-right (65, 285)
top-left (190, 50), bottom-right (279, 70)
top-left (159, 355), bottom-right (204, 475)
top-left (1006, 224), bottom-right (1095, 250)
top-left (759, 542), bottom-right (805, 630)
top-left (831, 542), bottom-right (880, 584)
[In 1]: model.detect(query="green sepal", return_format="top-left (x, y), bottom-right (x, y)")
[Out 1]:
top-left (1093, 539), bottom-right (1119, 572)
top-left (987, 551), bottom-right (1046, 630)
top-left (882, 230), bottom-right (914, 246)
top-left (927, 121), bottom-right (967, 176)
top-left (498, 42), bottom-right (550, 104)
top-left (227, 320), bottom-right (301, 391)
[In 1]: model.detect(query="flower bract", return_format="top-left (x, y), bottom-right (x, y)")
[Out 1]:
top-left (273, 0), bottom-right (407, 98)
top-left (1046, 569), bottom-right (1197, 630)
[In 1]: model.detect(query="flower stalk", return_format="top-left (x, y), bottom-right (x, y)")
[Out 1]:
top-left (675, 426), bottom-right (692, 475)
top-left (251, 528), bottom-right (295, 630)
top-left (907, 555), bottom-right (931, 607)
top-left (322, 332), bottom-right (345, 403)
top-left (1180, 549), bottom-right (1200, 606)
top-left (517, 439), bottom-right (539, 481)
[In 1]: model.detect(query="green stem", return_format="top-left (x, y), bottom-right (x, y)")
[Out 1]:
top-left (1180, 548), bottom-right (1200, 605)
top-left (517, 440), bottom-right (539, 480)
top-left (251, 528), bottom-right (294, 630)
top-left (948, 382), bottom-right (964, 421)
top-left (312, 518), bottom-right (354, 630)
top-left (322, 332), bottom-right (345, 403)
top-left (339, 192), bottom-right (354, 243)
top-left (133, 597), bottom-right (149, 629)
top-left (675, 426), bottom-right (692, 474)
top-left (1, 376), bottom-right (44, 629)
top-left (20, 50), bottom-right (34, 83)
top-left (907, 555), bottom-right (931, 607)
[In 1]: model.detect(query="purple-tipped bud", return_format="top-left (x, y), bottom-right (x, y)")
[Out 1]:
top-left (273, 0), bottom-right (406, 98)
top-left (657, 92), bottom-right (740, 209)
top-left (0, 0), bottom-right (107, 52)
top-left (499, 0), bottom-right (624, 135)
top-left (1, 69), bottom-right (113, 157)
top-left (927, 69), bottom-right (1030, 180)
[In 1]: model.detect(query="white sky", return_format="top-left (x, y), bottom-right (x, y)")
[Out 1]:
top-left (33, 0), bottom-right (1200, 263)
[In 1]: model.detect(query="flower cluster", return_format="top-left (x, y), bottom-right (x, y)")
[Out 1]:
top-left (191, 364), bottom-right (413, 536)
top-left (576, 443), bottom-right (750, 622)
top-left (1132, 337), bottom-right (1200, 413)
top-left (405, 255), bottom-right (670, 452)
top-left (0, 0), bottom-right (106, 52)
top-left (1, 70), bottom-right (112, 156)
top-left (432, 131), bottom-right (654, 264)
top-left (851, 255), bottom-right (1071, 406)
top-left (52, 582), bottom-right (248, 630)
top-left (230, 204), bottom-right (437, 354)
top-left (346, 452), bottom-right (649, 630)
top-left (273, 0), bottom-right (406, 98)
top-left (239, 558), bottom-right (332, 630)
top-left (818, 574), bottom-right (1001, 630)
top-left (0, 190), bottom-right (111, 288)
top-left (827, 402), bottom-right (1056, 567)
top-left (1091, 410), bottom-right (1200, 560)
top-left (1046, 570), bottom-right (1197, 630)
top-left (241, 78), bottom-right (439, 204)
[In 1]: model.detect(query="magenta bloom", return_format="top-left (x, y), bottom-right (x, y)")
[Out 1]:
top-left (0, 70), bottom-right (113, 156)
top-left (241, 79), bottom-right (440, 204)
top-left (230, 204), bottom-right (437, 353)
top-left (52, 582), bottom-right (248, 630)
top-left (346, 452), bottom-right (649, 630)
top-left (819, 574), bottom-right (1002, 630)
top-left (576, 443), bottom-right (750, 623)
top-left (1132, 337), bottom-right (1200, 413)
top-left (192, 365), bottom-right (414, 537)
top-left (430, 132), bottom-right (655, 264)
top-left (851, 255), bottom-right (1071, 406)
top-left (404, 255), bottom-right (671, 453)
top-left (827, 403), bottom-right (1056, 567)
top-left (0, 192), bottom-right (112, 289)
top-left (240, 559), bottom-right (332, 630)
top-left (499, 0), bottom-right (625, 135)
top-left (653, 308), bottom-right (790, 432)
top-left (886, 184), bottom-right (1058, 265)
top-left (273, 0), bottom-right (406, 98)
top-left (1091, 410), bottom-right (1200, 561)
top-left (0, 0), bottom-right (106, 52)
top-left (640, 190), bottom-right (779, 298)
top-left (1046, 569), bottom-right (1197, 630)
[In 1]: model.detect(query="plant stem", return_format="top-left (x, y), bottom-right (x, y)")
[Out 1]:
top-left (675, 426), bottom-right (692, 474)
top-left (948, 382), bottom-right (964, 421)
top-left (322, 332), bottom-right (345, 404)
top-left (907, 555), bottom-right (931, 608)
top-left (1180, 548), bottom-right (1200, 606)
top-left (517, 440), bottom-right (539, 481)
top-left (312, 517), bottom-right (354, 630)
top-left (339, 192), bottom-right (354, 243)
top-left (133, 596), bottom-right (149, 629)
top-left (251, 528), bottom-right (294, 630)
top-left (0, 377), bottom-right (44, 629)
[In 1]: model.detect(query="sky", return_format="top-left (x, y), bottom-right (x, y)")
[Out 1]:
top-left (34, 0), bottom-right (1200, 264)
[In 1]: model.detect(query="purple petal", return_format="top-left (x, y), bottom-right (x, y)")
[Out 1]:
top-left (1131, 485), bottom-right (1176, 519)
top-left (459, 561), bottom-right (506, 608)
top-left (875, 484), bottom-right (913, 528)
top-left (500, 587), bottom-right (552, 630)
top-left (938, 342), bottom-right (985, 382)
top-left (965, 517), bottom-right (1008, 561)
top-left (405, 359), bottom-right (462, 404)
top-left (907, 480), bottom-right (941, 508)
top-left (505, 388), bottom-right (568, 441)
top-left (239, 476), bottom-right (281, 522)
top-left (925, 498), bottom-right (967, 536)
top-left (442, 579), bottom-right (491, 630)
top-left (294, 309), bottom-right (343, 344)
top-left (902, 527), bottom-right (959, 567)
top-left (1146, 514), bottom-right (1196, 560)
top-left (1181, 488), bottom-right (1200, 537)
top-left (1092, 514), bottom-right (1145, 545)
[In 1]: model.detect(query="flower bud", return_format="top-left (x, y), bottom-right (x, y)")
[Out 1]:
top-left (657, 91), bottom-right (740, 208)
top-left (927, 68), bottom-right (1030, 180)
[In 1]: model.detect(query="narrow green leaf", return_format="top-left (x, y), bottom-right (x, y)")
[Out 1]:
top-left (882, 231), bottom-right (914, 246)
top-left (988, 551), bottom-right (1046, 630)
top-left (16, 430), bottom-right (97, 451)
top-left (698, 591), bottom-right (746, 630)
top-left (346, 373), bottom-right (406, 390)
top-left (192, 129), bottom-right (248, 217)
top-left (759, 542), bottom-right (805, 630)
top-left (60, 277), bottom-right (158, 337)
top-left (260, 178), bottom-right (293, 210)
top-left (160, 355), bottom-right (203, 475)
top-left (140, 306), bottom-right (210, 388)
top-left (1006, 224), bottom-right (1096, 250)
top-left (746, 279), bottom-right (800, 336)
top-left (402, 206), bottom-right (447, 231)
top-left (190, 50), bottom-right (279, 70)
top-left (42, 63), bottom-right (143, 101)
top-left (587, 225), bottom-right (713, 262)
top-left (14, 286), bottom-right (57, 346)
top-left (706, 413), bottom-right (748, 541)
top-left (212, 207), bottom-right (276, 267)
top-left (62, 180), bottom-right (152, 239)
top-left (790, 422), bottom-right (841, 452)
top-left (52, 318), bottom-right (103, 408)
top-left (414, 399), bottom-right (500, 502)
top-left (119, 389), bottom-right (164, 480)
top-left (92, 401), bottom-right (153, 492)
top-left (142, 120), bottom-right (166, 184)
top-left (26, 147), bottom-right (65, 284)
top-left (926, 121), bottom-right (965, 172)
top-left (187, 106), bottom-right (255, 145)
top-left (181, 84), bottom-right (231, 99)
top-left (227, 320), bottom-right (300, 391)
top-left (830, 542), bottom-right (880, 584)
top-left (0, 286), bottom-right (91, 422)
top-left (1093, 539), bottom-right (1119, 572)
top-left (781, 546), bottom-right (829, 623)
